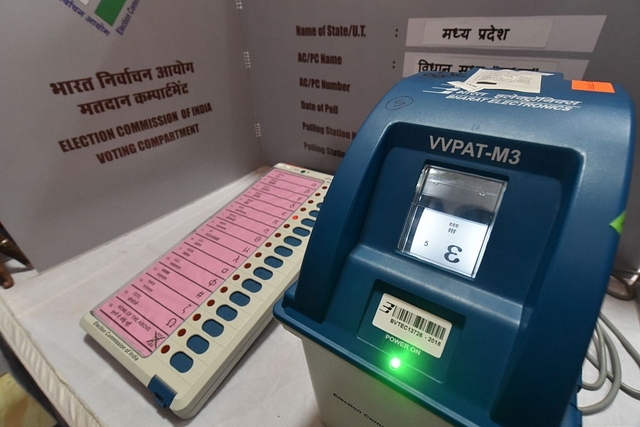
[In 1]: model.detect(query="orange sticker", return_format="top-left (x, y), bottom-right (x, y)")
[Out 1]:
top-left (571, 80), bottom-right (615, 93)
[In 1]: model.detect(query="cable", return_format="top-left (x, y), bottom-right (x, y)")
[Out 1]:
top-left (598, 313), bottom-right (640, 399)
top-left (582, 323), bottom-right (608, 391)
top-left (580, 311), bottom-right (640, 415)
top-left (581, 322), bottom-right (622, 414)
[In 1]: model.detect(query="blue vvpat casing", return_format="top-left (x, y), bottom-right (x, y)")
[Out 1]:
top-left (274, 70), bottom-right (635, 427)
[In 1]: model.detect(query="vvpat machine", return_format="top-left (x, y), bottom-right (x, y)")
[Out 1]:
top-left (274, 70), bottom-right (635, 427)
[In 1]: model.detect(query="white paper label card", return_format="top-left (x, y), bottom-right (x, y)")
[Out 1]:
top-left (463, 69), bottom-right (551, 94)
top-left (406, 16), bottom-right (606, 53)
top-left (421, 17), bottom-right (553, 49)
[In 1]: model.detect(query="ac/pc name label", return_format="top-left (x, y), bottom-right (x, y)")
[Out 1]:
top-left (429, 134), bottom-right (521, 165)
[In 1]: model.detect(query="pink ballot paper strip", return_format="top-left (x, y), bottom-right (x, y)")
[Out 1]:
top-left (93, 166), bottom-right (324, 357)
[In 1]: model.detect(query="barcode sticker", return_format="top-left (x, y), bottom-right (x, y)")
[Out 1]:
top-left (373, 293), bottom-right (452, 358)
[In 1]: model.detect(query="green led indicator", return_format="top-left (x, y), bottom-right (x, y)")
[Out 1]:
top-left (390, 357), bottom-right (402, 369)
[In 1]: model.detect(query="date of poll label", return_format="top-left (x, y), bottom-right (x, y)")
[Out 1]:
top-left (408, 208), bottom-right (489, 277)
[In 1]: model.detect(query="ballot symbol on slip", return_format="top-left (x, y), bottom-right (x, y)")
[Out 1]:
top-left (147, 331), bottom-right (165, 348)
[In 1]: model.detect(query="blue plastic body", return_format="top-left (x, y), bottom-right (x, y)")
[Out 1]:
top-left (274, 70), bottom-right (635, 427)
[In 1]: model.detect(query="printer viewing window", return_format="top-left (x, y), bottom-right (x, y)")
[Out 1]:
top-left (398, 165), bottom-right (506, 278)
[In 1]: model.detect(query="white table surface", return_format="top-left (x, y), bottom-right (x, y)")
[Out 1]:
top-left (0, 168), bottom-right (638, 427)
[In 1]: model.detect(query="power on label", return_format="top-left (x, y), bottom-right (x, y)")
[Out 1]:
top-left (373, 293), bottom-right (452, 358)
